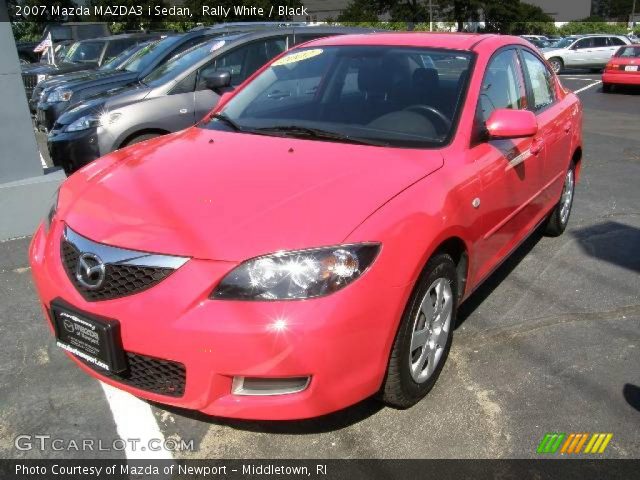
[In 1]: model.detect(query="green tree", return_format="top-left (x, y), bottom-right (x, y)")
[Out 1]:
top-left (8, 0), bottom-right (79, 41)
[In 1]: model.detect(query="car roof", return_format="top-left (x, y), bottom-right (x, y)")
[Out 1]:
top-left (301, 32), bottom-right (499, 51)
top-left (77, 33), bottom-right (157, 42)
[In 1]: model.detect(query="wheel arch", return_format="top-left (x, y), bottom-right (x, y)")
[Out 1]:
top-left (572, 146), bottom-right (583, 182)
top-left (118, 128), bottom-right (170, 149)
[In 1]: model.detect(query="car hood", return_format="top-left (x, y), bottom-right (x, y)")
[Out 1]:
top-left (53, 71), bottom-right (138, 96)
top-left (23, 62), bottom-right (94, 75)
top-left (60, 128), bottom-right (444, 261)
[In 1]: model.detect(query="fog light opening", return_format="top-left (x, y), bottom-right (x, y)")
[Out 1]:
top-left (231, 376), bottom-right (310, 396)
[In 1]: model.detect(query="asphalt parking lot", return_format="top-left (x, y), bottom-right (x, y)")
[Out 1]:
top-left (1, 73), bottom-right (638, 460)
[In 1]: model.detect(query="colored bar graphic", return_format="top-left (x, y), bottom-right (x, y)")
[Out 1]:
top-left (539, 432), bottom-right (613, 455)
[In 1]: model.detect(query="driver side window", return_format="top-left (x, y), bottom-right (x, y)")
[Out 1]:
top-left (474, 49), bottom-right (526, 142)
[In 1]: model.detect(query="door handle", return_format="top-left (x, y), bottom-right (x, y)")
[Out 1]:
top-left (179, 108), bottom-right (188, 115)
top-left (530, 138), bottom-right (544, 155)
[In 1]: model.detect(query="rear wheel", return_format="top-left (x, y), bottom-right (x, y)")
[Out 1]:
top-left (544, 162), bottom-right (576, 237)
top-left (381, 253), bottom-right (457, 408)
top-left (549, 57), bottom-right (563, 74)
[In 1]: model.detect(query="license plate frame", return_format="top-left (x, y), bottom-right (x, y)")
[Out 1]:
top-left (624, 65), bottom-right (638, 72)
top-left (51, 300), bottom-right (127, 373)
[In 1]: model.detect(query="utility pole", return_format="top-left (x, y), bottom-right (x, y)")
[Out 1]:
top-left (632, 0), bottom-right (637, 29)
top-left (429, 0), bottom-right (433, 32)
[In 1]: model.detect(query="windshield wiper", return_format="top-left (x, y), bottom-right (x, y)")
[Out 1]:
top-left (254, 125), bottom-right (388, 146)
top-left (211, 112), bottom-right (245, 132)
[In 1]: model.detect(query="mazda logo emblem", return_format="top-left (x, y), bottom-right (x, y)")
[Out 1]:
top-left (75, 252), bottom-right (106, 290)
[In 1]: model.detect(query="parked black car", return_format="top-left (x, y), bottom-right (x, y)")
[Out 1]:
top-left (21, 33), bottom-right (157, 100)
top-left (47, 26), bottom-right (373, 174)
top-left (29, 41), bottom-right (159, 113)
top-left (16, 22), bottom-right (111, 64)
top-left (34, 24), bottom-right (290, 132)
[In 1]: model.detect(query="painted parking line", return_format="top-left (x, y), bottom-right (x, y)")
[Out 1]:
top-left (562, 77), bottom-right (598, 81)
top-left (573, 80), bottom-right (602, 95)
top-left (100, 381), bottom-right (174, 461)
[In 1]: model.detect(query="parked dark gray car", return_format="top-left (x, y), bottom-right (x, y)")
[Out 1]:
top-left (35, 24), bottom-right (287, 132)
top-left (29, 41), bottom-right (159, 113)
top-left (21, 33), bottom-right (155, 99)
top-left (48, 26), bottom-right (372, 173)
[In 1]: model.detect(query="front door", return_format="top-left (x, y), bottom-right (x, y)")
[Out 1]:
top-left (470, 48), bottom-right (544, 285)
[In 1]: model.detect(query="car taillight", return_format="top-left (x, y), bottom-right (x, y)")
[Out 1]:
top-left (606, 63), bottom-right (619, 71)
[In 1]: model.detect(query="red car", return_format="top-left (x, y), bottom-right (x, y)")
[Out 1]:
top-left (603, 45), bottom-right (640, 91)
top-left (30, 33), bottom-right (583, 420)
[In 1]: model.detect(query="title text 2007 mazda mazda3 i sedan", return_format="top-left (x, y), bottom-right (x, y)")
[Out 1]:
top-left (30, 33), bottom-right (583, 420)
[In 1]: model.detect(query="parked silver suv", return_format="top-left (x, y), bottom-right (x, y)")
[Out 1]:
top-left (542, 35), bottom-right (631, 73)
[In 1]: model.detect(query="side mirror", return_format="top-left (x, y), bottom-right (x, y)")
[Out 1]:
top-left (486, 109), bottom-right (538, 139)
top-left (202, 71), bottom-right (231, 90)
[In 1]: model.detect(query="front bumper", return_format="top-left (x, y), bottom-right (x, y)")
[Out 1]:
top-left (48, 128), bottom-right (101, 171)
top-left (602, 71), bottom-right (640, 86)
top-left (36, 102), bottom-right (69, 132)
top-left (29, 221), bottom-right (406, 420)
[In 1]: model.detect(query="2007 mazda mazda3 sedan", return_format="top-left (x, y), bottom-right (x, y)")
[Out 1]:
top-left (30, 33), bottom-right (583, 420)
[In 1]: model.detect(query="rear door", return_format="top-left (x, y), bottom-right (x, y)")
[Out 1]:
top-left (520, 48), bottom-right (572, 213)
top-left (589, 36), bottom-right (611, 66)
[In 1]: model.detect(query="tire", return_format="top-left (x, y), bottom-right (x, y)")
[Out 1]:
top-left (381, 253), bottom-right (457, 409)
top-left (549, 57), bottom-right (564, 74)
top-left (122, 133), bottom-right (161, 148)
top-left (602, 83), bottom-right (611, 93)
top-left (544, 162), bottom-right (576, 237)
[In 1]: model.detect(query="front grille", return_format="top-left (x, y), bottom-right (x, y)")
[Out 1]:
top-left (22, 73), bottom-right (37, 96)
top-left (61, 241), bottom-right (174, 302)
top-left (78, 351), bottom-right (186, 397)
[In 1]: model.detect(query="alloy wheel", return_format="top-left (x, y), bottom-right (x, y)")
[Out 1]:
top-left (560, 168), bottom-right (574, 225)
top-left (409, 278), bottom-right (453, 383)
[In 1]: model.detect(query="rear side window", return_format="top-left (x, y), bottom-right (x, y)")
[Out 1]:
top-left (592, 37), bottom-right (608, 48)
top-left (521, 50), bottom-right (555, 112)
top-left (477, 49), bottom-right (527, 124)
top-left (608, 37), bottom-right (626, 46)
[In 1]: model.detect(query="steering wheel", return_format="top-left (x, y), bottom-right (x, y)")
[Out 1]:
top-left (404, 105), bottom-right (452, 133)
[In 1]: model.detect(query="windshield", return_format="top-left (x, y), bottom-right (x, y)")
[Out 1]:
top-left (65, 41), bottom-right (104, 63)
top-left (118, 37), bottom-right (176, 73)
top-left (99, 43), bottom-right (148, 71)
top-left (616, 46), bottom-right (640, 58)
top-left (201, 46), bottom-right (472, 148)
top-left (142, 39), bottom-right (214, 87)
top-left (552, 38), bottom-right (576, 49)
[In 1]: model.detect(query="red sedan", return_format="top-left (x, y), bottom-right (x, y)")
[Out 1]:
top-left (603, 45), bottom-right (640, 91)
top-left (29, 33), bottom-right (583, 419)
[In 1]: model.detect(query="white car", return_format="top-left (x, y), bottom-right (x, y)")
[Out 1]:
top-left (542, 35), bottom-right (631, 73)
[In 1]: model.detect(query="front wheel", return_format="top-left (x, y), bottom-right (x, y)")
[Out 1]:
top-left (381, 253), bottom-right (457, 409)
top-left (544, 162), bottom-right (576, 237)
top-left (548, 57), bottom-right (564, 74)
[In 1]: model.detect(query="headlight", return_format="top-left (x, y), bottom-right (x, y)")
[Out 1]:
top-left (44, 189), bottom-right (59, 233)
top-left (36, 74), bottom-right (47, 83)
top-left (212, 243), bottom-right (380, 300)
top-left (48, 88), bottom-right (73, 103)
top-left (66, 111), bottom-right (122, 132)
